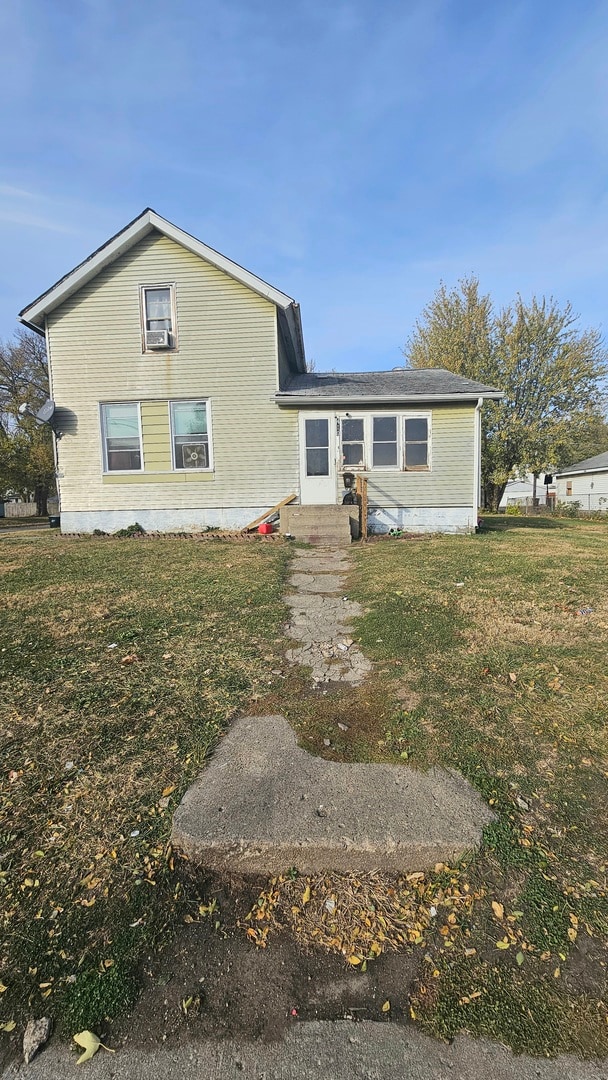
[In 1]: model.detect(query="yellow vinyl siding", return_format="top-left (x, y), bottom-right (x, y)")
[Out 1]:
top-left (140, 401), bottom-right (172, 472)
top-left (340, 405), bottom-right (475, 506)
top-left (103, 473), bottom-right (215, 485)
top-left (48, 232), bottom-right (299, 512)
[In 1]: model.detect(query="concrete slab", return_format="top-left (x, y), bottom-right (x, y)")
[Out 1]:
top-left (6, 1023), bottom-right (606, 1080)
top-left (171, 716), bottom-right (494, 874)
top-left (284, 547), bottom-right (372, 684)
top-left (287, 572), bottom-right (345, 594)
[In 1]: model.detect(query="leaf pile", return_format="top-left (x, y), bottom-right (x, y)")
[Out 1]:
top-left (243, 867), bottom-right (485, 966)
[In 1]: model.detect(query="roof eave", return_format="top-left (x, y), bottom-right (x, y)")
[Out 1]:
top-left (556, 465), bottom-right (608, 478)
top-left (275, 391), bottom-right (504, 406)
top-left (19, 208), bottom-right (296, 328)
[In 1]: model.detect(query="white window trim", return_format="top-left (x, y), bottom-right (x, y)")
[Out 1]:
top-left (100, 401), bottom-right (144, 474)
top-left (402, 411), bottom-right (432, 472)
top-left (371, 414), bottom-right (399, 470)
top-left (169, 399), bottom-right (214, 472)
top-left (336, 412), bottom-right (432, 473)
top-left (338, 414), bottom-right (367, 471)
top-left (140, 283), bottom-right (178, 353)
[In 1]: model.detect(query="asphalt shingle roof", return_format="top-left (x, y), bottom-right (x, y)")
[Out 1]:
top-left (557, 451), bottom-right (608, 475)
top-left (278, 368), bottom-right (502, 399)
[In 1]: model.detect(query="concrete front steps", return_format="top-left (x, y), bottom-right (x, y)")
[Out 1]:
top-left (280, 504), bottom-right (359, 546)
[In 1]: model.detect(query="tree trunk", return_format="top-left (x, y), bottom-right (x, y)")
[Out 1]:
top-left (532, 472), bottom-right (538, 506)
top-left (35, 483), bottom-right (48, 517)
top-left (483, 480), bottom-right (508, 511)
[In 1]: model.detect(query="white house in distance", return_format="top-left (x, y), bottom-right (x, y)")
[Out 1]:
top-left (555, 452), bottom-right (608, 512)
top-left (499, 472), bottom-right (556, 508)
top-left (18, 209), bottom-right (503, 538)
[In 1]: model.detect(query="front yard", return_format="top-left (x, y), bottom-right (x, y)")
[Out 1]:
top-left (1, 518), bottom-right (607, 1058)
top-left (0, 535), bottom-right (290, 1034)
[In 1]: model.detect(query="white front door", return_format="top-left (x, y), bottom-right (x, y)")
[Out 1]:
top-left (299, 413), bottom-right (336, 504)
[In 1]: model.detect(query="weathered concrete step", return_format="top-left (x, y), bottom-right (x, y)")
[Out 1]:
top-left (171, 715), bottom-right (495, 874)
top-left (281, 504), bottom-right (359, 542)
top-left (297, 532), bottom-right (352, 546)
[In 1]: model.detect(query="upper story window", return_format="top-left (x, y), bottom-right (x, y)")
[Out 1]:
top-left (404, 416), bottom-right (429, 469)
top-left (170, 400), bottom-right (211, 470)
top-left (141, 284), bottom-right (177, 351)
top-left (101, 402), bottom-right (142, 472)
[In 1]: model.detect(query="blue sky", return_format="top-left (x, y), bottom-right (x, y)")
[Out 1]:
top-left (1, 0), bottom-right (607, 372)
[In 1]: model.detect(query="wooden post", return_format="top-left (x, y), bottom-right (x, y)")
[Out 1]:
top-left (356, 475), bottom-right (368, 540)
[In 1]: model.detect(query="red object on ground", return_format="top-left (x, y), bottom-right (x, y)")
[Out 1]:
top-left (258, 522), bottom-right (273, 534)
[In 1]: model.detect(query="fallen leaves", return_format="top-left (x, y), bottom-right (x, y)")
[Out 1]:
top-left (73, 1030), bottom-right (114, 1064)
top-left (242, 869), bottom-right (485, 966)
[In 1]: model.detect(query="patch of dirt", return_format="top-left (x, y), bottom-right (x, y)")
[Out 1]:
top-left (109, 875), bottom-right (418, 1047)
top-left (395, 686), bottom-right (421, 711)
top-left (564, 934), bottom-right (608, 998)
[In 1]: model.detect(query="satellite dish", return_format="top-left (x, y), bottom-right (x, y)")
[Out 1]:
top-left (35, 399), bottom-right (56, 424)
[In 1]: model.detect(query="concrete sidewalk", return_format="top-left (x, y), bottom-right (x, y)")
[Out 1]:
top-left (4, 1021), bottom-right (607, 1080)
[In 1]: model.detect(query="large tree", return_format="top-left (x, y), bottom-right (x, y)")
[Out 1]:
top-left (404, 277), bottom-right (608, 508)
top-left (0, 329), bottom-right (56, 514)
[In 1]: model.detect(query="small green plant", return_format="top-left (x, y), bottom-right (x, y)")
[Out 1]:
top-left (554, 500), bottom-right (582, 518)
top-left (114, 522), bottom-right (146, 537)
top-left (505, 504), bottom-right (521, 516)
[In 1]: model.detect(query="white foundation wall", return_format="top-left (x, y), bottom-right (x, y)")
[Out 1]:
top-left (368, 506), bottom-right (476, 534)
top-left (60, 507), bottom-right (269, 533)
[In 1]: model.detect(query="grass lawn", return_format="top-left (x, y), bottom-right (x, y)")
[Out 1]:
top-left (2, 518), bottom-right (607, 1058)
top-left (0, 517), bottom-right (48, 529)
top-left (0, 534), bottom-right (290, 1034)
top-left (256, 516), bottom-right (608, 1056)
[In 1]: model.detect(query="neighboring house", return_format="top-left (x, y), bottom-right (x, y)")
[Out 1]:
top-left (19, 209), bottom-right (502, 536)
top-left (555, 452), bottom-right (608, 512)
top-left (500, 472), bottom-right (556, 508)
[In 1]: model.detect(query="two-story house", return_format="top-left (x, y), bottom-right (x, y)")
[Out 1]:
top-left (19, 209), bottom-right (502, 537)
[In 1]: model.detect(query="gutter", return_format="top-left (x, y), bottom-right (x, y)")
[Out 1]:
top-left (18, 318), bottom-right (46, 337)
top-left (275, 392), bottom-right (504, 406)
top-left (555, 466), bottom-right (608, 478)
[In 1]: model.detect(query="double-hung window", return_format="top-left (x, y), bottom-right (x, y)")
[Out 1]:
top-left (340, 418), bottom-right (365, 467)
top-left (170, 400), bottom-right (211, 470)
top-left (404, 416), bottom-right (429, 469)
top-left (141, 284), bottom-right (176, 350)
top-left (101, 403), bottom-right (142, 472)
top-left (372, 416), bottom-right (398, 467)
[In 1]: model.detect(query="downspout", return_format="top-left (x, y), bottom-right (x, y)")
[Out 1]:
top-left (44, 316), bottom-right (61, 522)
top-left (473, 397), bottom-right (483, 527)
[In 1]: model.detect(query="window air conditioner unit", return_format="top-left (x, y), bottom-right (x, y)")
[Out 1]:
top-left (146, 329), bottom-right (170, 349)
top-left (182, 444), bottom-right (208, 469)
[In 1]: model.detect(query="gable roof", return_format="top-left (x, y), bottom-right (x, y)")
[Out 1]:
top-left (556, 451), bottom-right (608, 477)
top-left (276, 368), bottom-right (503, 405)
top-left (18, 208), bottom-right (306, 369)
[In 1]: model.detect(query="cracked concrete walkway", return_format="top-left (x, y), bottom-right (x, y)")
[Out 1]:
top-left (171, 546), bottom-right (494, 873)
top-left (284, 547), bottom-right (372, 685)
